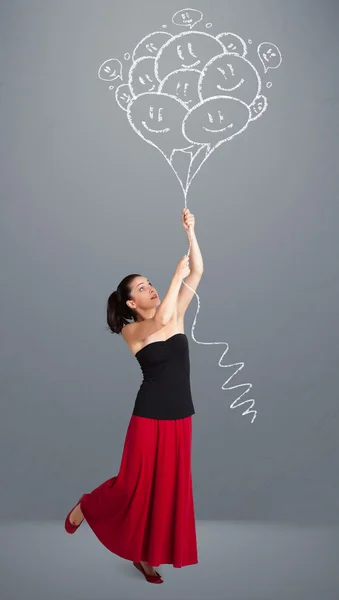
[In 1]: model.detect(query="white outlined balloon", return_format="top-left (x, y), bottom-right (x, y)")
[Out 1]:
top-left (257, 42), bottom-right (282, 73)
top-left (183, 95), bottom-right (250, 147)
top-left (216, 32), bottom-right (247, 57)
top-left (158, 68), bottom-right (200, 108)
top-left (155, 31), bottom-right (227, 81)
top-left (132, 31), bottom-right (173, 61)
top-left (172, 8), bottom-right (203, 29)
top-left (115, 83), bottom-right (133, 111)
top-left (198, 53), bottom-right (261, 106)
top-left (249, 94), bottom-right (268, 121)
top-left (128, 57), bottom-right (160, 97)
top-left (127, 92), bottom-right (193, 160)
top-left (98, 58), bottom-right (123, 82)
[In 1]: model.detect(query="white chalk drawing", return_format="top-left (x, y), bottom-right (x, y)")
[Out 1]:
top-left (216, 32), bottom-right (247, 58)
top-left (115, 83), bottom-right (133, 111)
top-left (98, 58), bottom-right (123, 82)
top-left (257, 42), bottom-right (282, 73)
top-left (132, 32), bottom-right (173, 62)
top-left (124, 53), bottom-right (131, 60)
top-left (97, 8), bottom-right (283, 423)
top-left (172, 8), bottom-right (203, 29)
top-left (206, 23), bottom-right (212, 28)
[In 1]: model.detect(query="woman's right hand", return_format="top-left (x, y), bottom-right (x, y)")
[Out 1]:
top-left (175, 254), bottom-right (190, 280)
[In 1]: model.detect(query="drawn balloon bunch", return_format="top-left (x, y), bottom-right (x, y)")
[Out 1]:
top-left (98, 8), bottom-right (282, 198)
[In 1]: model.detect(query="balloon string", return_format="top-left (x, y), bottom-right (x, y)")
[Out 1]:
top-left (181, 210), bottom-right (258, 424)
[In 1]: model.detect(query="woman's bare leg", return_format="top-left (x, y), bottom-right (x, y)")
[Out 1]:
top-left (68, 503), bottom-right (84, 526)
top-left (139, 561), bottom-right (160, 577)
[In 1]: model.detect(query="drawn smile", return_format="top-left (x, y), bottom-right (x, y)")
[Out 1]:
top-left (217, 78), bottom-right (245, 92)
top-left (181, 60), bottom-right (200, 68)
top-left (203, 123), bottom-right (234, 133)
top-left (142, 121), bottom-right (170, 133)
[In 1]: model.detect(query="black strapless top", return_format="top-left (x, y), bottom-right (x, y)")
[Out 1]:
top-left (132, 333), bottom-right (195, 420)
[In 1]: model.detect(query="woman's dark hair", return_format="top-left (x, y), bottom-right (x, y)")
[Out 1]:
top-left (107, 273), bottom-right (141, 335)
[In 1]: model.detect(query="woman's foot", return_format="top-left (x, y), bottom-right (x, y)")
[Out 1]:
top-left (68, 503), bottom-right (84, 526)
top-left (139, 561), bottom-right (159, 577)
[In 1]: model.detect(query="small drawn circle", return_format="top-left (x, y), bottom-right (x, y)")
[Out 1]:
top-left (162, 24), bottom-right (167, 28)
top-left (266, 81), bottom-right (272, 88)
top-left (124, 53), bottom-right (130, 60)
top-left (206, 22), bottom-right (212, 28)
top-left (109, 85), bottom-right (114, 90)
top-left (248, 39), bottom-right (252, 44)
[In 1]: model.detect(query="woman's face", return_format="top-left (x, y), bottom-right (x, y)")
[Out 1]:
top-left (129, 276), bottom-right (160, 312)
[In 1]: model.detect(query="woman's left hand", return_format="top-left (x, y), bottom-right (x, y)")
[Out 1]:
top-left (182, 208), bottom-right (195, 234)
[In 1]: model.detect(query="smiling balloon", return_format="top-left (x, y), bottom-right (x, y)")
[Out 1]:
top-left (158, 68), bottom-right (200, 108)
top-left (128, 57), bottom-right (160, 97)
top-left (155, 31), bottom-right (226, 82)
top-left (115, 83), bottom-right (133, 111)
top-left (127, 92), bottom-right (193, 160)
top-left (183, 96), bottom-right (250, 148)
top-left (132, 31), bottom-right (173, 61)
top-left (198, 53), bottom-right (260, 106)
top-left (216, 32), bottom-right (247, 57)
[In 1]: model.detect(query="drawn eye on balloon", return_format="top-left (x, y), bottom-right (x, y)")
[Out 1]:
top-left (158, 69), bottom-right (201, 107)
top-left (216, 32), bottom-right (247, 58)
top-left (127, 92), bottom-right (195, 160)
top-left (172, 8), bottom-right (203, 29)
top-left (115, 83), bottom-right (133, 111)
top-left (249, 94), bottom-right (268, 121)
top-left (128, 57), bottom-right (160, 97)
top-left (155, 31), bottom-right (227, 81)
top-left (183, 96), bottom-right (250, 147)
top-left (182, 96), bottom-right (250, 193)
top-left (257, 42), bottom-right (282, 73)
top-left (98, 18), bottom-right (282, 200)
top-left (198, 53), bottom-right (260, 106)
top-left (132, 31), bottom-right (173, 61)
top-left (98, 58), bottom-right (123, 82)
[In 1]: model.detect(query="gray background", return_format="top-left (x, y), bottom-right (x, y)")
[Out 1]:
top-left (1, 1), bottom-right (339, 598)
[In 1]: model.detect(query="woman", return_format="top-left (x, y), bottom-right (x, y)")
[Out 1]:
top-left (64, 208), bottom-right (204, 584)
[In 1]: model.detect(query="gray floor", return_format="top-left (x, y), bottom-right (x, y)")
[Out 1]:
top-left (1, 520), bottom-right (338, 600)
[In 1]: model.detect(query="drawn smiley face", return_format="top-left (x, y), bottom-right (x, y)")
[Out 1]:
top-left (199, 54), bottom-right (260, 106)
top-left (155, 32), bottom-right (226, 81)
top-left (127, 92), bottom-right (191, 159)
top-left (141, 105), bottom-right (170, 134)
top-left (158, 69), bottom-right (200, 107)
top-left (128, 57), bottom-right (159, 97)
top-left (183, 96), bottom-right (250, 147)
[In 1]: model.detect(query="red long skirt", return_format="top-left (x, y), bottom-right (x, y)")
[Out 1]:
top-left (80, 414), bottom-right (198, 568)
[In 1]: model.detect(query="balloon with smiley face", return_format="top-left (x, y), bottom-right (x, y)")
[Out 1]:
top-left (155, 31), bottom-right (226, 82)
top-left (198, 53), bottom-right (261, 106)
top-left (182, 96), bottom-right (250, 193)
top-left (183, 96), bottom-right (250, 147)
top-left (115, 83), bottom-right (133, 111)
top-left (158, 68), bottom-right (200, 108)
top-left (128, 57), bottom-right (160, 97)
top-left (127, 91), bottom-right (195, 159)
top-left (132, 31), bottom-right (173, 62)
top-left (127, 92), bottom-right (199, 194)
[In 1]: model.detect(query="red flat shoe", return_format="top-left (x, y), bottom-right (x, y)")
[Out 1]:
top-left (133, 561), bottom-right (163, 584)
top-left (64, 494), bottom-right (86, 534)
